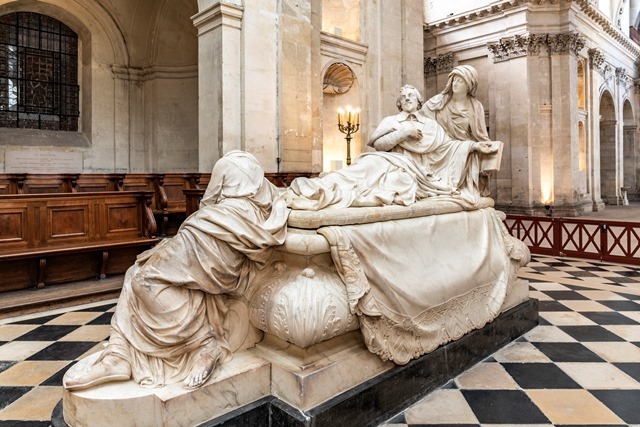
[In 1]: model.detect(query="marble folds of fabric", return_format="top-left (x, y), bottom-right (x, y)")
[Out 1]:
top-left (319, 208), bottom-right (530, 365)
top-left (68, 151), bottom-right (290, 388)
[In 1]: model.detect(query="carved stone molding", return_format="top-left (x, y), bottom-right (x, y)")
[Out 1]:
top-left (487, 32), bottom-right (585, 62)
top-left (424, 57), bottom-right (437, 77)
top-left (425, 0), bottom-right (640, 60)
top-left (587, 48), bottom-right (605, 70)
top-left (547, 31), bottom-right (585, 55)
top-left (616, 67), bottom-right (633, 90)
top-left (424, 53), bottom-right (454, 76)
top-left (602, 64), bottom-right (615, 85)
top-left (487, 33), bottom-right (548, 62)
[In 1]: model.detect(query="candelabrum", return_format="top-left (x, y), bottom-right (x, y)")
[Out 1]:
top-left (337, 107), bottom-right (360, 166)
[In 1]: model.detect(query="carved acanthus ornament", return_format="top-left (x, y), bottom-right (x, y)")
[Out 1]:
top-left (587, 48), bottom-right (605, 70)
top-left (487, 32), bottom-right (586, 62)
top-left (424, 53), bottom-right (454, 76)
top-left (546, 32), bottom-right (585, 55)
top-left (616, 67), bottom-right (633, 91)
top-left (425, 0), bottom-right (640, 60)
top-left (487, 33), bottom-right (549, 62)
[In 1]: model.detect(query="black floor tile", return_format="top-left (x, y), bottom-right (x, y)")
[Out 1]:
top-left (12, 315), bottom-right (59, 325)
top-left (26, 341), bottom-right (97, 361)
top-left (564, 283), bottom-right (598, 290)
top-left (87, 312), bottom-right (114, 325)
top-left (386, 412), bottom-right (406, 423)
top-left (0, 361), bottom-right (17, 375)
top-left (74, 304), bottom-right (116, 313)
top-left (567, 271), bottom-right (598, 278)
top-left (462, 389), bottom-right (549, 424)
top-left (598, 300), bottom-right (640, 311)
top-left (558, 325), bottom-right (626, 342)
top-left (581, 266), bottom-right (607, 272)
top-left (13, 325), bottom-right (79, 342)
top-left (613, 363), bottom-right (640, 382)
top-left (0, 387), bottom-right (31, 411)
top-left (606, 276), bottom-right (640, 284)
top-left (538, 301), bottom-right (572, 312)
top-left (542, 290), bottom-right (589, 300)
top-left (501, 362), bottom-right (582, 389)
top-left (0, 421), bottom-right (51, 427)
top-left (590, 390), bottom-right (640, 423)
top-left (543, 261), bottom-right (571, 267)
top-left (533, 342), bottom-right (605, 363)
top-left (531, 266), bottom-right (560, 272)
top-left (40, 361), bottom-right (74, 386)
top-left (613, 291), bottom-right (640, 300)
top-left (581, 311), bottom-right (640, 325)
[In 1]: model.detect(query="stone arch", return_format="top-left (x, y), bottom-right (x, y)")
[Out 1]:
top-left (599, 90), bottom-right (617, 204)
top-left (0, 0), bottom-right (128, 64)
top-left (0, 0), bottom-right (129, 154)
top-left (146, 0), bottom-right (198, 67)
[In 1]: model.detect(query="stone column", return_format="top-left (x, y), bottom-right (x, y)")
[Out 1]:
top-left (192, 0), bottom-right (243, 173)
top-left (588, 48), bottom-right (605, 211)
top-left (547, 32), bottom-right (586, 215)
top-left (110, 65), bottom-right (141, 172)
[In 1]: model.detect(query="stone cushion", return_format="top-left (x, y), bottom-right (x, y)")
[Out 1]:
top-left (287, 196), bottom-right (494, 229)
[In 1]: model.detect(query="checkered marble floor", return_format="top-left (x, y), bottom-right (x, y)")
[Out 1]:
top-left (380, 255), bottom-right (640, 427)
top-left (0, 256), bottom-right (639, 426)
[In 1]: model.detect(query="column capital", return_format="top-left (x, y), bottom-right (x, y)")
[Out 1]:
top-left (192, 1), bottom-right (243, 35)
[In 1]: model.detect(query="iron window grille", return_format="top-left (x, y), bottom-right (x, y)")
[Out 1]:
top-left (0, 12), bottom-right (79, 131)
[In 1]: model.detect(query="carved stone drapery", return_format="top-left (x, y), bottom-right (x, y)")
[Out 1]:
top-left (588, 48), bottom-right (605, 70)
top-left (546, 32), bottom-right (586, 55)
top-left (424, 53), bottom-right (454, 77)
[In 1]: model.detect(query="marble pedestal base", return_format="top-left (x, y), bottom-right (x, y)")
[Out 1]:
top-left (54, 299), bottom-right (538, 427)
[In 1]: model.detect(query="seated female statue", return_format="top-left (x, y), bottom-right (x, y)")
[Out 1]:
top-left (64, 151), bottom-right (289, 390)
top-left (422, 65), bottom-right (503, 194)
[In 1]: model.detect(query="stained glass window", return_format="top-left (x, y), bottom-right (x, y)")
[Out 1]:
top-left (0, 12), bottom-right (79, 131)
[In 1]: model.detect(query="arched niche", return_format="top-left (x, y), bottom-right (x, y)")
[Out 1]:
top-left (577, 60), bottom-right (586, 110)
top-left (622, 99), bottom-right (637, 200)
top-left (321, 60), bottom-right (360, 172)
top-left (599, 90), bottom-right (617, 204)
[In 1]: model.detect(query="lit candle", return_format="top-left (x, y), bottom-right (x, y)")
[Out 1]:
top-left (346, 105), bottom-right (352, 124)
top-left (337, 108), bottom-right (344, 126)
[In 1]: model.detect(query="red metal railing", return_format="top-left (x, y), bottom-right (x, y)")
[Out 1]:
top-left (505, 214), bottom-right (640, 265)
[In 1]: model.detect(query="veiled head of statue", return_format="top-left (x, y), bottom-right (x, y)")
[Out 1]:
top-left (209, 151), bottom-right (265, 201)
top-left (445, 65), bottom-right (478, 97)
top-left (396, 85), bottom-right (424, 112)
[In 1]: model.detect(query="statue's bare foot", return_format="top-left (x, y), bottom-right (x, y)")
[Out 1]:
top-left (64, 354), bottom-right (131, 390)
top-left (183, 343), bottom-right (222, 389)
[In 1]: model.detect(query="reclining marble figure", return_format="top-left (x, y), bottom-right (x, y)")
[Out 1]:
top-left (63, 81), bottom-right (529, 392)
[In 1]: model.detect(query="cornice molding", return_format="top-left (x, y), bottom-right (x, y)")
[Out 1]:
top-left (111, 65), bottom-right (198, 81)
top-left (320, 32), bottom-right (368, 66)
top-left (425, 0), bottom-right (640, 59)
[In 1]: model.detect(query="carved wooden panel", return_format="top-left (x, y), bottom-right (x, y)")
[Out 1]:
top-left (49, 206), bottom-right (88, 239)
top-left (106, 204), bottom-right (139, 234)
top-left (0, 209), bottom-right (26, 242)
top-left (45, 252), bottom-right (98, 284)
top-left (0, 259), bottom-right (36, 292)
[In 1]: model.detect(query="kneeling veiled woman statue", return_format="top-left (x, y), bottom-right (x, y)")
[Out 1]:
top-left (64, 151), bottom-right (289, 390)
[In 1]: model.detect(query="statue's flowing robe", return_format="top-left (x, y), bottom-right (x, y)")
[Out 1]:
top-left (286, 113), bottom-right (481, 211)
top-left (107, 152), bottom-right (289, 387)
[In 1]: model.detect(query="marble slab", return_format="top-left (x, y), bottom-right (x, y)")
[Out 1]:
top-left (63, 351), bottom-right (271, 427)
